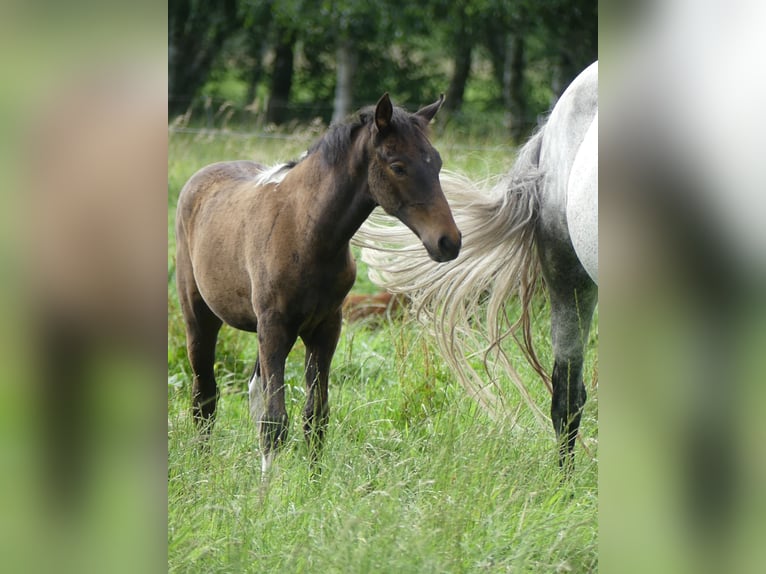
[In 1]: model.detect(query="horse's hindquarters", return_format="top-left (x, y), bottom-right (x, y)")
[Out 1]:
top-left (176, 163), bottom-right (268, 331)
top-left (567, 114), bottom-right (598, 284)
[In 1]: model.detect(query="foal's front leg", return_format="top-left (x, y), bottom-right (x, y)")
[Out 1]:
top-left (301, 310), bottom-right (342, 465)
top-left (251, 313), bottom-right (297, 475)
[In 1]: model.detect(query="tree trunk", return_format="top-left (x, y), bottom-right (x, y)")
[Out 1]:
top-left (266, 28), bottom-right (296, 125)
top-left (505, 34), bottom-right (527, 142)
top-left (332, 40), bottom-right (357, 124)
top-left (168, 23), bottom-right (222, 117)
top-left (444, 21), bottom-right (472, 114)
top-left (168, 0), bottom-right (238, 118)
top-left (245, 37), bottom-right (269, 108)
top-left (445, 46), bottom-right (472, 114)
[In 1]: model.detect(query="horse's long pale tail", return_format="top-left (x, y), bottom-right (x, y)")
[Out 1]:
top-left (354, 130), bottom-right (550, 426)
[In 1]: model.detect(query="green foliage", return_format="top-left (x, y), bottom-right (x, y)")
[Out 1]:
top-left (168, 130), bottom-right (598, 573)
top-left (170, 0), bottom-right (597, 133)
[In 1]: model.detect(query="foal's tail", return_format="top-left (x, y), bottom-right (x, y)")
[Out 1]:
top-left (354, 130), bottom-right (550, 425)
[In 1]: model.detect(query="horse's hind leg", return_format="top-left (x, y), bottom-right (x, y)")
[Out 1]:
top-left (549, 281), bottom-right (597, 471)
top-left (301, 310), bottom-right (342, 466)
top-left (184, 304), bottom-right (222, 432)
top-left (539, 238), bottom-right (598, 472)
top-left (176, 254), bottom-right (222, 433)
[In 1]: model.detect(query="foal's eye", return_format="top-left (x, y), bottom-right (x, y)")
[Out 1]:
top-left (390, 163), bottom-right (406, 176)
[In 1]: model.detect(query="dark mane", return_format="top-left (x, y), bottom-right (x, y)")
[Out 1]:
top-left (305, 105), bottom-right (419, 165)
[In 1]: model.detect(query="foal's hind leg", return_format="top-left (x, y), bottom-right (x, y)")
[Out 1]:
top-left (177, 258), bottom-right (222, 432)
top-left (301, 310), bottom-right (342, 466)
top-left (539, 238), bottom-right (598, 472)
top-left (183, 303), bottom-right (223, 432)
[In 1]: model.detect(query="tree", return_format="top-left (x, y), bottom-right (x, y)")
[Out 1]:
top-left (482, 2), bottom-right (529, 138)
top-left (166, 0), bottom-right (597, 133)
top-left (444, 13), bottom-right (473, 115)
top-left (266, 23), bottom-right (297, 125)
top-left (528, 0), bottom-right (598, 99)
top-left (333, 39), bottom-right (358, 122)
top-left (299, 0), bottom-right (388, 123)
top-left (239, 1), bottom-right (274, 107)
top-left (432, 0), bottom-right (483, 116)
top-left (168, 0), bottom-right (241, 116)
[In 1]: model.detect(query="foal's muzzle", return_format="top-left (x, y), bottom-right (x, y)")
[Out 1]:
top-left (428, 232), bottom-right (462, 262)
top-left (396, 201), bottom-right (462, 263)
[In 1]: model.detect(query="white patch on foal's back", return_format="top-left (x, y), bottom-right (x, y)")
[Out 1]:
top-left (254, 151), bottom-right (307, 187)
top-left (254, 163), bottom-right (291, 186)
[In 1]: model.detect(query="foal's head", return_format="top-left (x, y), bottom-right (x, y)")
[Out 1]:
top-left (366, 93), bottom-right (461, 262)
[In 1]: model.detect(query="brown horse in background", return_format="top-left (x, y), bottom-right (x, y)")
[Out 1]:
top-left (175, 94), bottom-right (460, 474)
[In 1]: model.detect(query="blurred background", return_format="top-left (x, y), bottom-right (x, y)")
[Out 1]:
top-left (3, 0), bottom-right (766, 572)
top-left (168, 0), bottom-right (596, 141)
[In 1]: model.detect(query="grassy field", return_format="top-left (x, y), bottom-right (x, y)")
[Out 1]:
top-left (167, 126), bottom-right (598, 573)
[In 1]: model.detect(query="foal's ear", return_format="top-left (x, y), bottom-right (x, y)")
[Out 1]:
top-left (375, 93), bottom-right (393, 133)
top-left (415, 94), bottom-right (445, 123)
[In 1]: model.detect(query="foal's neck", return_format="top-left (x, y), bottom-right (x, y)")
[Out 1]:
top-left (296, 136), bottom-right (375, 257)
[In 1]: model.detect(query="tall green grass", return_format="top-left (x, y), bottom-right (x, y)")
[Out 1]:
top-left (168, 126), bottom-right (598, 573)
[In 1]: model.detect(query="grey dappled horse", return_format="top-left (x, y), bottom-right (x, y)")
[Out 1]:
top-left (358, 62), bottom-right (598, 470)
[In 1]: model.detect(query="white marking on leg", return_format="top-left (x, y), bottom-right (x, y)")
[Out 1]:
top-left (261, 451), bottom-right (275, 476)
top-left (248, 371), bottom-right (263, 422)
top-left (250, 370), bottom-right (272, 480)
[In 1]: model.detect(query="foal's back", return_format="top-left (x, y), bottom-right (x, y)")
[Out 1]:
top-left (175, 158), bottom-right (356, 335)
top-left (175, 160), bottom-right (274, 333)
top-left (176, 161), bottom-right (268, 237)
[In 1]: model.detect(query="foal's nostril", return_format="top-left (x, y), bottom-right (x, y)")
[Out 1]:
top-left (438, 233), bottom-right (461, 260)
